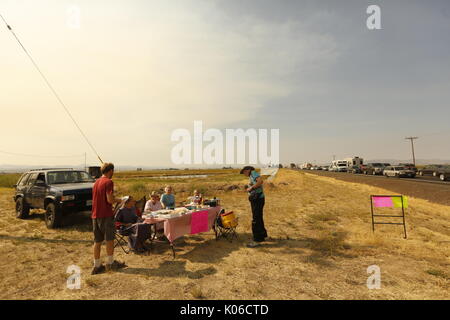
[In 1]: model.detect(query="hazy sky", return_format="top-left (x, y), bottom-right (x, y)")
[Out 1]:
top-left (1, 0), bottom-right (450, 167)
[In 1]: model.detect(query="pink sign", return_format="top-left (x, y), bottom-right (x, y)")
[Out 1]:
top-left (373, 197), bottom-right (394, 207)
top-left (190, 210), bottom-right (209, 234)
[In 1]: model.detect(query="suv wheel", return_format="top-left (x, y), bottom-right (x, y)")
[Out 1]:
top-left (15, 197), bottom-right (30, 219)
top-left (419, 171), bottom-right (423, 176)
top-left (439, 174), bottom-right (446, 181)
top-left (45, 202), bottom-right (62, 228)
top-left (372, 171), bottom-right (376, 175)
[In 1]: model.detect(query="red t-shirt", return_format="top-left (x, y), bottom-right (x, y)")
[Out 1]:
top-left (91, 176), bottom-right (114, 219)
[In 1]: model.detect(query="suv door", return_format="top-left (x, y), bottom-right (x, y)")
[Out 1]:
top-left (31, 173), bottom-right (47, 209)
top-left (24, 173), bottom-right (38, 207)
top-left (16, 173), bottom-right (30, 197)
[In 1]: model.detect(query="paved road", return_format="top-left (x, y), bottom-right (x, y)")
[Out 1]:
top-left (302, 170), bottom-right (450, 206)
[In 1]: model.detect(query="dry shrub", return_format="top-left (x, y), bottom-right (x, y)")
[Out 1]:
top-left (190, 286), bottom-right (205, 299)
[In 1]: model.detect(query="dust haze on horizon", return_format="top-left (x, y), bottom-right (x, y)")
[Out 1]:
top-left (1, 0), bottom-right (450, 168)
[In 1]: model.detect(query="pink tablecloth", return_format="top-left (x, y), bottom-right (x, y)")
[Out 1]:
top-left (144, 206), bottom-right (221, 243)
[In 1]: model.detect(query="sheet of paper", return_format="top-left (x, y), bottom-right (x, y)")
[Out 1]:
top-left (373, 196), bottom-right (394, 207)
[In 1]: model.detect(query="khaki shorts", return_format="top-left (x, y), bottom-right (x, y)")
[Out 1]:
top-left (92, 217), bottom-right (115, 243)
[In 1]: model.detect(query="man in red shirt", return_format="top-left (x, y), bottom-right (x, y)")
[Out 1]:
top-left (91, 162), bottom-right (126, 274)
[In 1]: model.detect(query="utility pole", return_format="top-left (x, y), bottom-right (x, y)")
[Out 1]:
top-left (84, 152), bottom-right (87, 172)
top-left (405, 137), bottom-right (418, 166)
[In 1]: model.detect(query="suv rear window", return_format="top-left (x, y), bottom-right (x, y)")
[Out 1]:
top-left (47, 171), bottom-right (94, 184)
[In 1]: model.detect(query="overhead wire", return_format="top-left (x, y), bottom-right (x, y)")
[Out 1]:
top-left (0, 149), bottom-right (84, 158)
top-left (0, 13), bottom-right (104, 164)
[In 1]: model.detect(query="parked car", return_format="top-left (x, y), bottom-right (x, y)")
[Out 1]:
top-left (363, 163), bottom-right (388, 175)
top-left (321, 166), bottom-right (329, 171)
top-left (417, 165), bottom-right (450, 181)
top-left (399, 163), bottom-right (418, 172)
top-left (13, 169), bottom-right (94, 228)
top-left (347, 165), bottom-right (363, 174)
top-left (383, 166), bottom-right (416, 178)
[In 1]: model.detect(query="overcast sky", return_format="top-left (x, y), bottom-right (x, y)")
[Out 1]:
top-left (1, 0), bottom-right (449, 167)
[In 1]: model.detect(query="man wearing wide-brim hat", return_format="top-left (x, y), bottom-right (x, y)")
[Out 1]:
top-left (240, 166), bottom-right (268, 248)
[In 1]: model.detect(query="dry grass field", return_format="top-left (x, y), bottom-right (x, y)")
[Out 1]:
top-left (0, 169), bottom-right (448, 299)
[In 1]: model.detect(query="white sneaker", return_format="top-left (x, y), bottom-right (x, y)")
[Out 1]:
top-left (246, 241), bottom-right (261, 248)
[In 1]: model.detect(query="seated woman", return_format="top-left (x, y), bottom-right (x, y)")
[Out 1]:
top-left (160, 185), bottom-right (176, 209)
top-left (188, 189), bottom-right (203, 205)
top-left (144, 191), bottom-right (164, 236)
top-left (115, 196), bottom-right (151, 252)
top-left (144, 191), bottom-right (163, 212)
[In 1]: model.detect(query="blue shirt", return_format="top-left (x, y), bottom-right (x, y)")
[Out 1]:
top-left (161, 193), bottom-right (176, 208)
top-left (249, 170), bottom-right (264, 199)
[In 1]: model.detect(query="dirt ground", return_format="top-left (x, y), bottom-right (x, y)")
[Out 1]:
top-left (0, 169), bottom-right (448, 300)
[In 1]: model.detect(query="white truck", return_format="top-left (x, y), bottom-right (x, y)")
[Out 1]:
top-left (331, 160), bottom-right (349, 172)
top-left (331, 157), bottom-right (363, 172)
top-left (300, 162), bottom-right (313, 170)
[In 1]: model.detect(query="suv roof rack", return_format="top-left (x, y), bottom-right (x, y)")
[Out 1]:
top-left (29, 168), bottom-right (74, 171)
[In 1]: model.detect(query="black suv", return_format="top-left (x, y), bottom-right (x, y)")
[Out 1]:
top-left (13, 169), bottom-right (94, 228)
top-left (363, 163), bottom-right (388, 175)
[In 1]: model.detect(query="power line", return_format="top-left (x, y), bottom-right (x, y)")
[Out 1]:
top-left (0, 149), bottom-right (85, 158)
top-left (0, 13), bottom-right (104, 164)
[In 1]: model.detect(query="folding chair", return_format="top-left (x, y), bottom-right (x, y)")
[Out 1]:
top-left (135, 196), bottom-right (146, 218)
top-left (214, 209), bottom-right (238, 242)
top-left (113, 202), bottom-right (131, 254)
top-left (114, 223), bottom-right (131, 254)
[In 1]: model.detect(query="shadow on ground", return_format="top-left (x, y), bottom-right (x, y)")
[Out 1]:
top-left (26, 210), bottom-right (92, 232)
top-left (120, 260), bottom-right (217, 279)
top-left (0, 234), bottom-right (91, 244)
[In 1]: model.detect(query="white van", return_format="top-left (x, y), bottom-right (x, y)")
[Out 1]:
top-left (331, 160), bottom-right (348, 172)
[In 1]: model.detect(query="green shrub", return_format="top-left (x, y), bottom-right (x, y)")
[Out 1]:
top-left (0, 174), bottom-right (21, 188)
top-left (129, 182), bottom-right (147, 195)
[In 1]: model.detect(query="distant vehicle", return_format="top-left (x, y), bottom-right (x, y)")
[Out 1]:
top-left (399, 163), bottom-right (417, 172)
top-left (13, 169), bottom-right (94, 228)
top-left (417, 165), bottom-right (450, 181)
top-left (364, 163), bottom-right (389, 175)
top-left (300, 163), bottom-right (313, 170)
top-left (331, 160), bottom-right (348, 172)
top-left (321, 166), bottom-right (329, 171)
top-left (347, 165), bottom-right (363, 174)
top-left (383, 166), bottom-right (416, 178)
top-left (344, 156), bottom-right (364, 168)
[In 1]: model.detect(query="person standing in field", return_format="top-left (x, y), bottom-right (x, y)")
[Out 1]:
top-left (240, 166), bottom-right (268, 248)
top-left (91, 162), bottom-right (127, 274)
